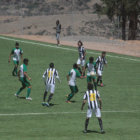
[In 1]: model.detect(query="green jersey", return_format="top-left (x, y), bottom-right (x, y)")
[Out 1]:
top-left (20, 64), bottom-right (27, 78)
top-left (11, 48), bottom-right (23, 61)
top-left (68, 68), bottom-right (81, 86)
top-left (85, 62), bottom-right (96, 76)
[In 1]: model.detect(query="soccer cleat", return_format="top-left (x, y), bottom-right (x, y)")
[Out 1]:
top-left (26, 97), bottom-right (32, 101)
top-left (14, 93), bottom-right (19, 97)
top-left (100, 83), bottom-right (104, 87)
top-left (101, 130), bottom-right (105, 134)
top-left (66, 100), bottom-right (72, 103)
top-left (42, 102), bottom-right (46, 106)
top-left (83, 130), bottom-right (87, 133)
top-left (45, 102), bottom-right (49, 107)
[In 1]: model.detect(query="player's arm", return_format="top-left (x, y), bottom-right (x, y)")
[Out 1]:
top-left (42, 71), bottom-right (47, 85)
top-left (8, 50), bottom-right (14, 63)
top-left (98, 97), bottom-right (102, 109)
top-left (81, 99), bottom-right (86, 110)
top-left (67, 73), bottom-right (70, 84)
top-left (56, 70), bottom-right (61, 83)
top-left (17, 70), bottom-right (20, 79)
top-left (24, 72), bottom-right (31, 81)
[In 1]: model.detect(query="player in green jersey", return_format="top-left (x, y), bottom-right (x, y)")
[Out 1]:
top-left (84, 57), bottom-right (97, 90)
top-left (8, 42), bottom-right (23, 76)
top-left (66, 63), bottom-right (82, 103)
top-left (15, 58), bottom-right (32, 100)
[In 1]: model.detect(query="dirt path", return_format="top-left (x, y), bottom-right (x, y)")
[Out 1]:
top-left (2, 34), bottom-right (140, 57)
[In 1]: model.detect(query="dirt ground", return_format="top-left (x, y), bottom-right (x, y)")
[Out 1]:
top-left (2, 34), bottom-right (140, 57)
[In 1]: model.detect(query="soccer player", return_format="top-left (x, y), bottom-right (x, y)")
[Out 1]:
top-left (96, 51), bottom-right (107, 87)
top-left (15, 58), bottom-right (32, 100)
top-left (81, 83), bottom-right (105, 134)
top-left (56, 20), bottom-right (61, 46)
top-left (42, 63), bottom-right (60, 107)
top-left (66, 63), bottom-right (82, 103)
top-left (8, 42), bottom-right (23, 76)
top-left (77, 40), bottom-right (86, 77)
top-left (84, 56), bottom-right (97, 90)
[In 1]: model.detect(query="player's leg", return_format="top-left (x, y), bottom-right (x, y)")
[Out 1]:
top-left (95, 108), bottom-right (105, 133)
top-left (77, 59), bottom-right (82, 74)
top-left (81, 60), bottom-right (86, 77)
top-left (97, 70), bottom-right (103, 86)
top-left (15, 81), bottom-right (26, 97)
top-left (12, 60), bottom-right (18, 76)
top-left (56, 33), bottom-right (60, 45)
top-left (83, 109), bottom-right (92, 133)
top-left (24, 79), bottom-right (32, 100)
top-left (47, 84), bottom-right (55, 103)
top-left (15, 78), bottom-right (26, 96)
top-left (92, 77), bottom-right (97, 90)
top-left (43, 84), bottom-right (49, 103)
top-left (67, 86), bottom-right (76, 102)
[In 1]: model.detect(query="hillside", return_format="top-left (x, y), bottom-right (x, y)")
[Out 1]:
top-left (0, 0), bottom-right (139, 39)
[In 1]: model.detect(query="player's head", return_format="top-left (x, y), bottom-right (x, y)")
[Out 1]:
top-left (87, 83), bottom-right (94, 90)
top-left (56, 20), bottom-right (59, 25)
top-left (102, 51), bottom-right (106, 57)
top-left (89, 56), bottom-right (94, 63)
top-left (23, 58), bottom-right (29, 65)
top-left (49, 63), bottom-right (54, 68)
top-left (73, 63), bottom-right (78, 69)
top-left (78, 40), bottom-right (83, 47)
top-left (15, 42), bottom-right (19, 49)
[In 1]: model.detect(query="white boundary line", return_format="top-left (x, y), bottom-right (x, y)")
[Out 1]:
top-left (0, 36), bottom-right (140, 62)
top-left (0, 110), bottom-right (139, 116)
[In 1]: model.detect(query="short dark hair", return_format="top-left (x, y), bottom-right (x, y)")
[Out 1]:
top-left (73, 63), bottom-right (78, 69)
top-left (78, 40), bottom-right (83, 46)
top-left (102, 51), bottom-right (106, 55)
top-left (89, 56), bottom-right (94, 63)
top-left (56, 20), bottom-right (59, 24)
top-left (23, 58), bottom-right (29, 64)
top-left (49, 63), bottom-right (54, 68)
top-left (87, 83), bottom-right (93, 90)
top-left (15, 42), bottom-right (19, 46)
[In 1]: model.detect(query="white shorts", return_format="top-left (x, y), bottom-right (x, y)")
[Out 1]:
top-left (87, 108), bottom-right (101, 118)
top-left (56, 33), bottom-right (60, 40)
top-left (77, 58), bottom-right (85, 67)
top-left (97, 70), bottom-right (102, 76)
top-left (45, 84), bottom-right (55, 94)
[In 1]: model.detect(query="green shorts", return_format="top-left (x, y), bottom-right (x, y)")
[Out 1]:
top-left (20, 77), bottom-right (31, 87)
top-left (13, 60), bottom-right (19, 65)
top-left (87, 75), bottom-right (96, 83)
top-left (69, 85), bottom-right (78, 94)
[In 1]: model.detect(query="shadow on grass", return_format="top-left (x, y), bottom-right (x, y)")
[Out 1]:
top-left (82, 130), bottom-right (102, 134)
top-left (18, 96), bottom-right (26, 99)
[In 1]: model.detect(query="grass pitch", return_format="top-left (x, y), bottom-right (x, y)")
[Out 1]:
top-left (0, 36), bottom-right (140, 140)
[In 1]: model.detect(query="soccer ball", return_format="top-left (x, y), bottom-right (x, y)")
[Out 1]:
top-left (90, 71), bottom-right (96, 76)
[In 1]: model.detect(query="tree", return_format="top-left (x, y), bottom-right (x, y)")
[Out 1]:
top-left (95, 0), bottom-right (140, 40)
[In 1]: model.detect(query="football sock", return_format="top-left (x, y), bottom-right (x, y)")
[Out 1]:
top-left (99, 76), bottom-right (102, 84)
top-left (47, 94), bottom-right (53, 103)
top-left (97, 77), bottom-right (100, 84)
top-left (16, 87), bottom-right (25, 95)
top-left (85, 118), bottom-right (89, 131)
top-left (26, 88), bottom-right (31, 98)
top-left (43, 91), bottom-right (47, 102)
top-left (98, 118), bottom-right (103, 131)
top-left (94, 82), bottom-right (97, 90)
top-left (15, 67), bottom-right (17, 75)
top-left (67, 93), bottom-right (74, 101)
